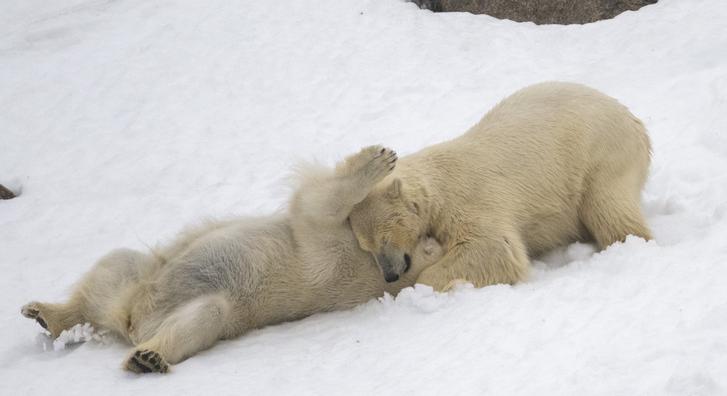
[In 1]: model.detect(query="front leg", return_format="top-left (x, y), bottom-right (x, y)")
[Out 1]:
top-left (291, 145), bottom-right (397, 227)
top-left (326, 145), bottom-right (398, 218)
top-left (334, 145), bottom-right (397, 188)
top-left (416, 230), bottom-right (530, 292)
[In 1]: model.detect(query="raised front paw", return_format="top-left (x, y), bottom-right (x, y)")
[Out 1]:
top-left (125, 349), bottom-right (169, 374)
top-left (339, 145), bottom-right (397, 184)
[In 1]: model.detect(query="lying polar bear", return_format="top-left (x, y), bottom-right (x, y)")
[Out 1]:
top-left (349, 82), bottom-right (652, 291)
top-left (21, 146), bottom-right (443, 373)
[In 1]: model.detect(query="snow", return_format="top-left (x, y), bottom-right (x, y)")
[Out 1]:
top-left (1, 0), bottom-right (726, 394)
top-left (43, 323), bottom-right (111, 352)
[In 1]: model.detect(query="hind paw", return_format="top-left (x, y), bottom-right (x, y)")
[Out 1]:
top-left (21, 302), bottom-right (50, 332)
top-left (125, 349), bottom-right (169, 374)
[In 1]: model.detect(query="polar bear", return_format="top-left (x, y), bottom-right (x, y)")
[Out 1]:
top-left (348, 82), bottom-right (652, 291)
top-left (20, 146), bottom-right (442, 373)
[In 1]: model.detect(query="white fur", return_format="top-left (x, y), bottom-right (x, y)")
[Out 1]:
top-left (349, 82), bottom-right (652, 291)
top-left (21, 146), bottom-right (443, 373)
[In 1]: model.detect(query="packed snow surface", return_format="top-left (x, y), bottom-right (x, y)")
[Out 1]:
top-left (1, 0), bottom-right (726, 394)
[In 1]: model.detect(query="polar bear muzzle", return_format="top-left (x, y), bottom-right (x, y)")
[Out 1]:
top-left (376, 248), bottom-right (412, 283)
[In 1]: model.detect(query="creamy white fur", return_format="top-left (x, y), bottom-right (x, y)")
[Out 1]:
top-left (20, 146), bottom-right (442, 373)
top-left (349, 82), bottom-right (652, 291)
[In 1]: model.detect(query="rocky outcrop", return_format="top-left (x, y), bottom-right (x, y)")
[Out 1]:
top-left (411, 0), bottom-right (658, 24)
top-left (0, 184), bottom-right (16, 199)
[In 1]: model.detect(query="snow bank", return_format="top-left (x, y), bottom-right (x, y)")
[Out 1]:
top-left (1, 0), bottom-right (726, 394)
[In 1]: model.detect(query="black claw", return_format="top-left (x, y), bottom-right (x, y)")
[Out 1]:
top-left (129, 350), bottom-right (168, 373)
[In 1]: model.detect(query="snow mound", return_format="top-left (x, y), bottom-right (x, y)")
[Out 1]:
top-left (1, 0), bottom-right (726, 394)
top-left (52, 323), bottom-right (111, 351)
top-left (33, 323), bottom-right (113, 352)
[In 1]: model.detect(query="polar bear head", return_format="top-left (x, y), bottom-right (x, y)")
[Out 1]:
top-left (349, 178), bottom-right (428, 283)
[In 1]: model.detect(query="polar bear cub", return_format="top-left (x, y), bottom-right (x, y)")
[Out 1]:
top-left (21, 146), bottom-right (442, 373)
top-left (348, 82), bottom-right (652, 291)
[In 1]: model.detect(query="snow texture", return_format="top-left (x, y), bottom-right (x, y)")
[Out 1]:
top-left (1, 0), bottom-right (726, 394)
top-left (43, 323), bottom-right (111, 352)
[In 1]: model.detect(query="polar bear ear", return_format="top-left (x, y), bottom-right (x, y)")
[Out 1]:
top-left (386, 178), bottom-right (403, 199)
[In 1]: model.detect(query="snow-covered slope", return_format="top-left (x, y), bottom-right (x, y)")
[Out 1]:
top-left (1, 0), bottom-right (726, 394)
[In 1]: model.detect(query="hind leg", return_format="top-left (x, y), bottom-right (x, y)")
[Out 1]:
top-left (579, 178), bottom-right (652, 249)
top-left (21, 248), bottom-right (152, 339)
top-left (124, 293), bottom-right (232, 374)
top-left (21, 301), bottom-right (83, 339)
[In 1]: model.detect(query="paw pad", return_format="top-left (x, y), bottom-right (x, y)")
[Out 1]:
top-left (126, 349), bottom-right (169, 374)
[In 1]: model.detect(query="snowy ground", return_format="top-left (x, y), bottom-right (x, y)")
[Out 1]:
top-left (2, 0), bottom-right (727, 394)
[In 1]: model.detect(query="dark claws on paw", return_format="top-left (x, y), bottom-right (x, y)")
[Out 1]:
top-left (24, 308), bottom-right (39, 317)
top-left (21, 306), bottom-right (49, 330)
top-left (128, 350), bottom-right (169, 374)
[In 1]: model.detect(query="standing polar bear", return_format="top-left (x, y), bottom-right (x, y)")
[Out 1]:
top-left (20, 146), bottom-right (442, 373)
top-left (349, 82), bottom-right (652, 291)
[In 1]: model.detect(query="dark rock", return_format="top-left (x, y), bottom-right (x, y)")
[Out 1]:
top-left (410, 0), bottom-right (658, 25)
top-left (0, 184), bottom-right (16, 199)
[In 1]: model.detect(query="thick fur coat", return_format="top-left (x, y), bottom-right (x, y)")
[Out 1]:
top-left (21, 146), bottom-right (442, 373)
top-left (349, 82), bottom-right (652, 291)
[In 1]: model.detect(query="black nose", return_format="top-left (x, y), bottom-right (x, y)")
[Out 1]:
top-left (384, 273), bottom-right (399, 283)
top-left (403, 254), bottom-right (411, 273)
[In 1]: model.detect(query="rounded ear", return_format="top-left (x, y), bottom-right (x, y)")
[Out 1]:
top-left (386, 178), bottom-right (402, 199)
